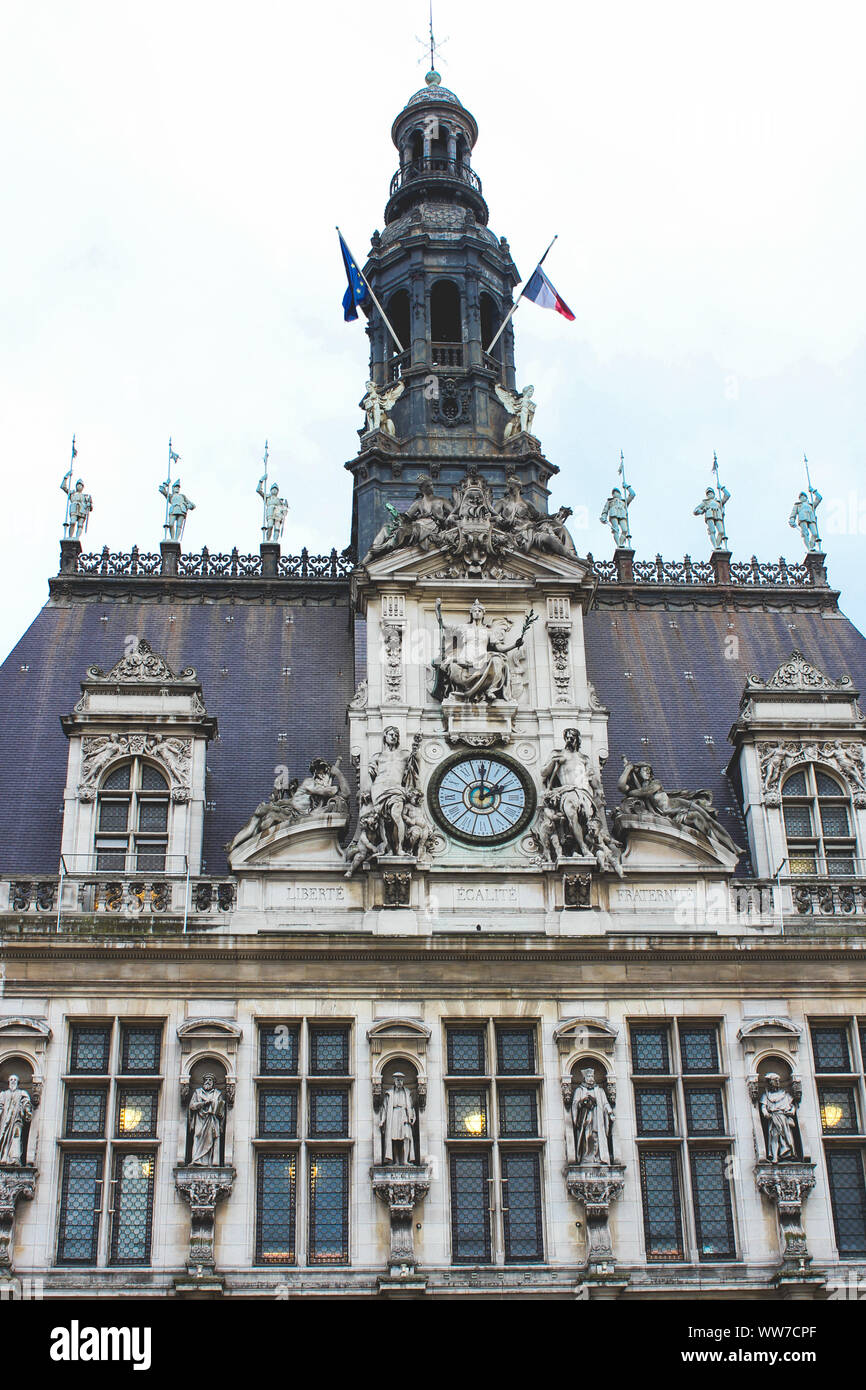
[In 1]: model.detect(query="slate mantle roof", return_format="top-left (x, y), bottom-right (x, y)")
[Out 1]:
top-left (0, 589), bottom-right (354, 874)
top-left (1, 570), bottom-right (865, 877)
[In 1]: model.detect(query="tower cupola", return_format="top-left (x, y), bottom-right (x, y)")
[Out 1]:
top-left (386, 71), bottom-right (487, 226)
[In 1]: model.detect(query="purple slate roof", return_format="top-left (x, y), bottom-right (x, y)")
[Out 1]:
top-left (1, 580), bottom-right (865, 878)
top-left (585, 604), bottom-right (866, 868)
top-left (0, 594), bottom-right (354, 875)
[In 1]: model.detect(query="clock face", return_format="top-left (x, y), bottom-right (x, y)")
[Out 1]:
top-left (429, 754), bottom-right (535, 846)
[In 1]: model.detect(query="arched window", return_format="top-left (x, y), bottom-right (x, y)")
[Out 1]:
top-left (95, 760), bottom-right (170, 872)
top-left (782, 765), bottom-right (856, 876)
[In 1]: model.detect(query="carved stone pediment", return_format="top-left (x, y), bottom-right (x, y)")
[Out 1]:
top-left (368, 1019), bottom-right (432, 1057)
top-left (227, 811), bottom-right (349, 870)
top-left (177, 1018), bottom-right (241, 1088)
top-left (86, 639), bottom-right (197, 686)
top-left (554, 1018), bottom-right (618, 1060)
top-left (615, 814), bottom-right (740, 872)
top-left (0, 1017), bottom-right (51, 1043)
top-left (359, 538), bottom-right (593, 591)
top-left (746, 650), bottom-right (853, 693)
top-left (738, 1017), bottom-right (801, 1053)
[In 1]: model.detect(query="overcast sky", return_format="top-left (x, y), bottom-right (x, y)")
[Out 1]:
top-left (1, 0), bottom-right (864, 664)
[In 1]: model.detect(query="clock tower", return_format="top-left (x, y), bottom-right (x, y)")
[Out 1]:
top-left (346, 70), bottom-right (560, 561)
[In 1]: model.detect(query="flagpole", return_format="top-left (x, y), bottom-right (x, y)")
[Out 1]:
top-left (336, 226), bottom-right (405, 354)
top-left (484, 236), bottom-right (558, 355)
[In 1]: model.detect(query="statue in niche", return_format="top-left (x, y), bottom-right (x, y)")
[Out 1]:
top-left (571, 1066), bottom-right (614, 1165)
top-left (759, 1073), bottom-right (801, 1163)
top-left (494, 383), bottom-right (536, 438)
top-left (159, 479), bottom-right (196, 542)
top-left (61, 475), bottom-right (93, 540)
top-left (789, 488), bottom-right (822, 552)
top-left (257, 477), bottom-right (289, 542)
top-left (600, 485), bottom-right (635, 548)
top-left (378, 1072), bottom-right (417, 1164)
top-left (616, 757), bottom-right (740, 856)
top-left (0, 1075), bottom-right (33, 1166)
top-left (431, 598), bottom-right (537, 704)
top-left (693, 483), bottom-right (730, 550)
top-left (187, 1074), bottom-right (225, 1166)
top-left (360, 379), bottom-right (404, 436)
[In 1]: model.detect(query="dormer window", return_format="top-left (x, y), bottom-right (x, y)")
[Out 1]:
top-left (95, 761), bottom-right (169, 871)
top-left (782, 766), bottom-right (856, 877)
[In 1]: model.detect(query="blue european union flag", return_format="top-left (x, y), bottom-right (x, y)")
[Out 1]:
top-left (338, 231), bottom-right (371, 322)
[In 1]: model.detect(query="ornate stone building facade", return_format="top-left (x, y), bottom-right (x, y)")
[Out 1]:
top-left (1, 73), bottom-right (865, 1301)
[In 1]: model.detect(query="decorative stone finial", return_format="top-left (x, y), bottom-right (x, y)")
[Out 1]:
top-left (425, 69), bottom-right (441, 86)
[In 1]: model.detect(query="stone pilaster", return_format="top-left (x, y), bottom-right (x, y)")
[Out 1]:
top-left (0, 1166), bottom-right (37, 1269)
top-left (160, 540), bottom-right (180, 576)
top-left (174, 1165), bottom-right (235, 1280)
top-left (371, 1162), bottom-right (431, 1280)
top-left (755, 1159), bottom-right (825, 1295)
top-left (260, 542), bottom-right (279, 576)
top-left (565, 1161), bottom-right (627, 1290)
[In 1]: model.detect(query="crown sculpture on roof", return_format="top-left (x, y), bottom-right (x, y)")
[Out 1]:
top-left (365, 467), bottom-right (577, 578)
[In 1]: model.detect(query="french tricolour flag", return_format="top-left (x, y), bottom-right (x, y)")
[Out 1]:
top-left (522, 264), bottom-right (575, 321)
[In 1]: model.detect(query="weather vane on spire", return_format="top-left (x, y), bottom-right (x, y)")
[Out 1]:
top-left (417, 1), bottom-right (448, 79)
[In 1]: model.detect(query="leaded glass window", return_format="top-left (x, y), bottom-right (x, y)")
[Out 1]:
top-left (639, 1150), bottom-right (684, 1260)
top-left (811, 1025), bottom-right (851, 1073)
top-left (679, 1026), bottom-right (719, 1074)
top-left (685, 1088), bottom-right (726, 1135)
top-left (259, 1023), bottom-right (300, 1075)
top-left (447, 1026), bottom-right (486, 1075)
top-left (116, 1087), bottom-right (158, 1137)
top-left (309, 1026), bottom-right (349, 1076)
top-left (819, 1085), bottom-right (859, 1134)
top-left (308, 1154), bottom-right (348, 1264)
top-left (501, 1152), bottom-right (543, 1262)
top-left (448, 1089), bottom-right (489, 1139)
top-left (65, 1088), bottom-right (107, 1138)
top-left (120, 1026), bottom-right (161, 1074)
top-left (495, 1025), bottom-right (536, 1075)
top-left (255, 1152), bottom-right (297, 1264)
top-left (308, 1087), bottom-right (349, 1138)
top-left (95, 759), bottom-right (169, 872)
top-left (631, 1025), bottom-right (670, 1074)
top-left (57, 1152), bottom-right (103, 1264)
top-left (450, 1151), bottom-right (491, 1263)
top-left (635, 1087), bottom-right (676, 1135)
top-left (70, 1024), bottom-right (111, 1074)
top-left (258, 1088), bottom-right (298, 1138)
top-left (690, 1150), bottom-right (736, 1260)
top-left (109, 1152), bottom-right (155, 1265)
top-left (498, 1088), bottom-right (538, 1137)
top-left (826, 1149), bottom-right (866, 1257)
top-left (782, 765), bottom-right (856, 877)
